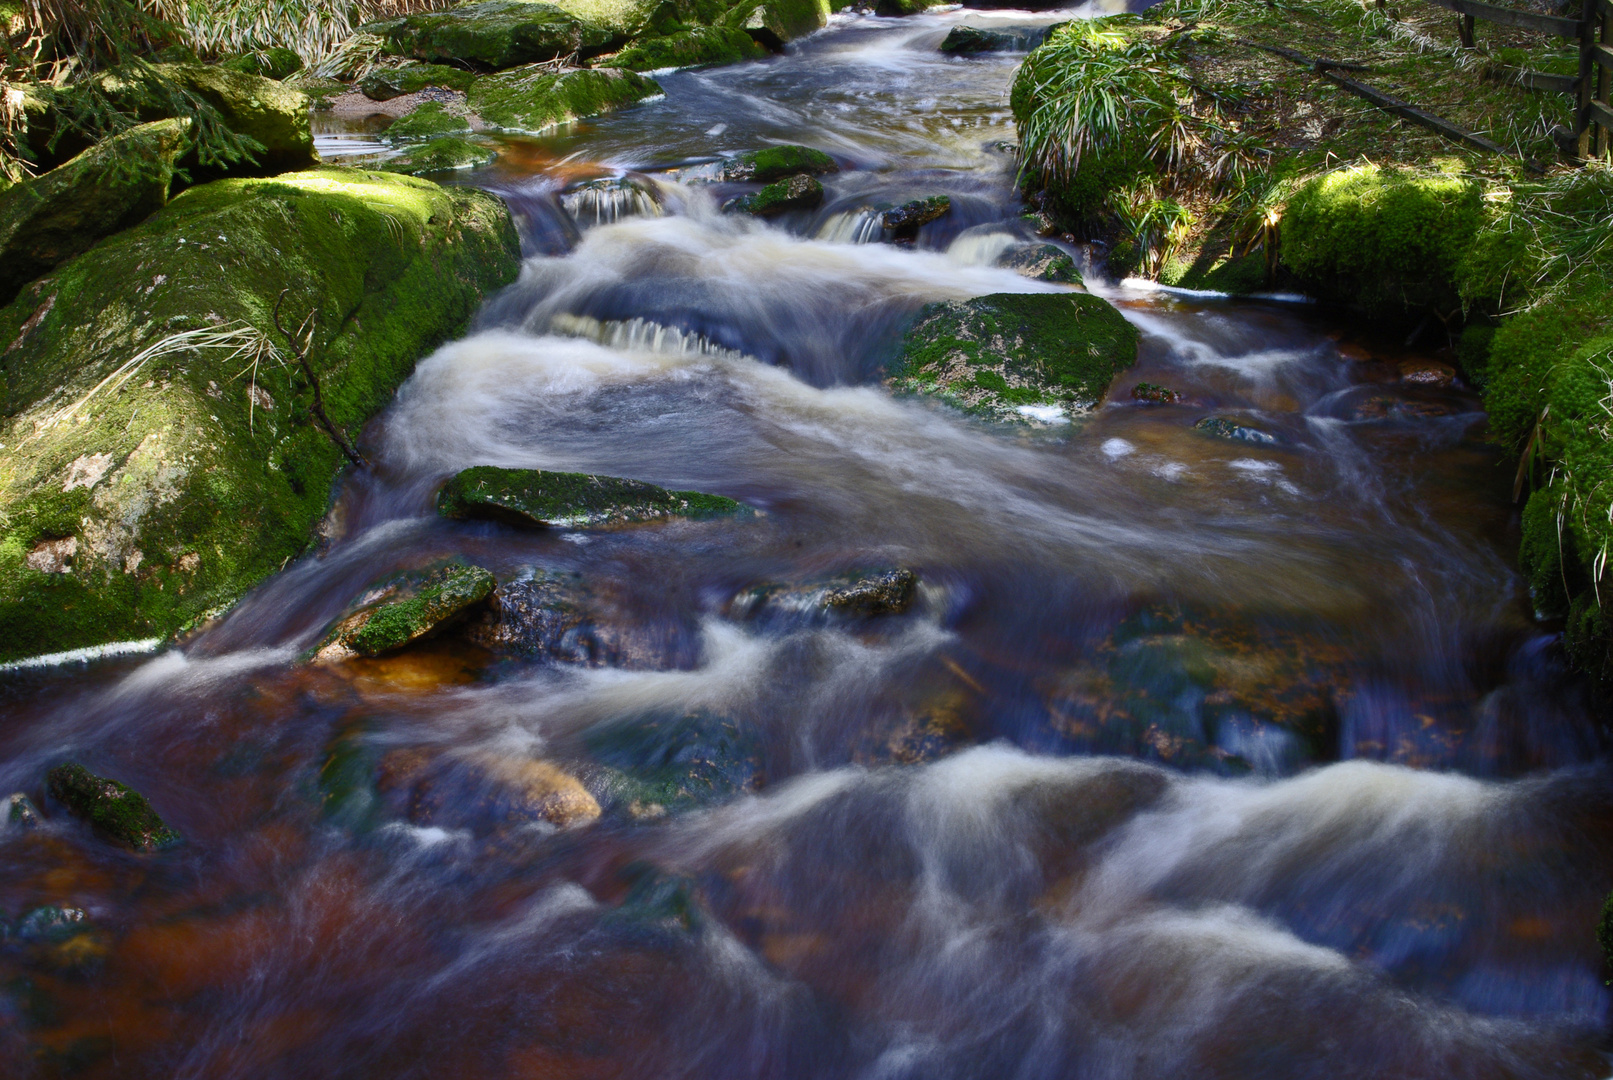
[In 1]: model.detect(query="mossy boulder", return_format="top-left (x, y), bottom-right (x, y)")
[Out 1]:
top-left (1281, 164), bottom-right (1484, 321)
top-left (0, 168), bottom-right (521, 663)
top-left (719, 143), bottom-right (837, 183)
top-left (731, 0), bottom-right (828, 46)
top-left (220, 47), bottom-right (305, 81)
top-left (385, 100), bottom-right (473, 141)
top-left (467, 65), bottom-right (660, 132)
top-left (722, 173), bottom-right (823, 217)
top-left (729, 568), bottom-right (919, 623)
top-left (0, 119), bottom-right (191, 308)
top-left (360, 63), bottom-right (477, 100)
top-left (587, 709), bottom-right (761, 815)
top-left (382, 136), bottom-right (498, 175)
top-left (365, 0), bottom-right (617, 67)
top-left (940, 24), bottom-right (1050, 54)
top-left (437, 465), bottom-right (749, 527)
top-left (124, 64), bottom-right (318, 176)
top-left (997, 243), bottom-right (1081, 284)
top-left (316, 562), bottom-right (497, 659)
top-left (612, 25), bottom-right (767, 70)
top-left (882, 194), bottom-right (950, 236)
top-left (45, 763), bottom-right (178, 851)
top-left (887, 292), bottom-right (1138, 420)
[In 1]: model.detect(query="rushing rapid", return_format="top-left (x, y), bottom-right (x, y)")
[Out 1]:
top-left (1, 7), bottom-right (1608, 1078)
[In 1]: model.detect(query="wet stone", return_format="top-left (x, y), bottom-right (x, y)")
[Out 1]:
top-left (587, 710), bottom-right (762, 815)
top-left (5, 792), bottom-right (40, 829)
top-left (436, 465), bottom-right (749, 529)
top-left (1131, 382), bottom-right (1181, 404)
top-left (719, 144), bottom-right (838, 184)
top-left (939, 24), bottom-right (1051, 55)
top-left (316, 563), bottom-right (498, 661)
top-left (45, 763), bottom-right (178, 852)
top-left (881, 195), bottom-right (951, 236)
top-left (9, 906), bottom-right (87, 944)
top-left (1399, 360), bottom-right (1457, 387)
top-left (457, 571), bottom-right (681, 668)
top-left (730, 568), bottom-right (919, 623)
top-left (996, 242), bottom-right (1081, 284)
top-left (360, 62), bottom-right (475, 101)
top-left (378, 747), bottom-right (601, 832)
top-left (723, 173), bottom-right (824, 218)
top-left (1194, 416), bottom-right (1278, 445)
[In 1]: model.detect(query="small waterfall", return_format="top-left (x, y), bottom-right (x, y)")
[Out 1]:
top-left (548, 312), bottom-right (753, 364)
top-left (815, 206), bottom-right (887, 244)
top-left (559, 176), bottom-right (667, 227)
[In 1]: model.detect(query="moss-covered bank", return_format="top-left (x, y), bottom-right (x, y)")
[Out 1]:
top-left (0, 168), bottom-right (521, 663)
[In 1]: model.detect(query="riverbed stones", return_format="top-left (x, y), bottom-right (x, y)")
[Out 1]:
top-left (612, 25), bottom-right (767, 70)
top-left (560, 175), bottom-right (664, 224)
top-left (939, 24), bottom-right (1051, 55)
top-left (317, 563), bottom-right (498, 661)
top-left (0, 169), bottom-right (521, 664)
top-left (887, 292), bottom-right (1138, 420)
top-left (437, 465), bottom-right (748, 528)
top-left (361, 63), bottom-right (477, 100)
top-left (365, 1), bottom-right (616, 67)
top-left (457, 571), bottom-right (681, 667)
top-left (1193, 416), bottom-right (1278, 445)
top-left (0, 119), bottom-right (190, 306)
top-left (382, 136), bottom-right (499, 174)
top-left (723, 173), bottom-right (824, 217)
top-left (45, 764), bottom-right (178, 851)
top-left (720, 144), bottom-right (838, 184)
top-left (882, 195), bottom-right (950, 237)
top-left (468, 65), bottom-right (660, 132)
top-left (997, 242), bottom-right (1081, 284)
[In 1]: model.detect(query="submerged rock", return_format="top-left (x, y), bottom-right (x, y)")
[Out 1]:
top-left (0, 119), bottom-right (190, 306)
top-left (458, 571), bottom-right (681, 668)
top-left (719, 144), bottom-right (838, 184)
top-left (723, 173), bottom-right (824, 217)
top-left (436, 465), bottom-right (749, 528)
top-left (365, 0), bottom-right (615, 68)
top-left (468, 65), bottom-right (660, 132)
top-left (730, 568), bottom-right (919, 621)
top-left (1131, 382), bottom-right (1180, 404)
top-left (887, 292), bottom-right (1138, 420)
top-left (612, 26), bottom-right (767, 71)
top-left (1194, 416), bottom-right (1278, 445)
top-left (0, 168), bottom-right (521, 664)
top-left (5, 793), bottom-right (41, 829)
top-left (882, 195), bottom-right (950, 236)
top-left (317, 563), bottom-right (498, 661)
top-left (385, 100), bottom-right (473, 140)
top-left (997, 242), bottom-right (1081, 284)
top-left (45, 764), bottom-right (178, 851)
top-left (381, 135), bottom-right (498, 174)
top-left (361, 63), bottom-right (477, 100)
top-left (375, 746), bottom-right (601, 831)
top-left (587, 709), bottom-right (762, 815)
top-left (939, 24), bottom-right (1051, 55)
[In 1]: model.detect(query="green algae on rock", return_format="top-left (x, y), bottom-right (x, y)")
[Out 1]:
top-left (366, 0), bottom-right (616, 67)
top-left (468, 65), bottom-right (660, 132)
top-left (317, 562), bottom-right (497, 660)
top-left (384, 100), bottom-right (473, 141)
top-left (46, 763), bottom-right (178, 851)
top-left (887, 292), bottom-right (1138, 421)
top-left (382, 136), bottom-right (498, 175)
top-left (997, 243), bottom-right (1081, 284)
top-left (0, 168), bottom-right (521, 664)
top-left (587, 709), bottom-right (761, 816)
top-left (0, 119), bottom-right (191, 308)
top-left (437, 465), bottom-right (749, 528)
top-left (722, 172), bottom-right (823, 217)
top-left (611, 25), bottom-right (766, 71)
top-left (719, 143), bottom-right (837, 183)
top-left (361, 63), bottom-right (478, 101)
top-left (882, 195), bottom-right (950, 235)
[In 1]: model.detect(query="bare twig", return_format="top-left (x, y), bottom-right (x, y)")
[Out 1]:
top-left (273, 289), bottom-right (366, 469)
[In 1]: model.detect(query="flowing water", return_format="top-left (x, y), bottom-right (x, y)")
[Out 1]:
top-left (4, 8), bottom-right (1612, 1078)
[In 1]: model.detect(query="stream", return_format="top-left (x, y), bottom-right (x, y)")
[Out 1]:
top-left (2, 6), bottom-right (1611, 1077)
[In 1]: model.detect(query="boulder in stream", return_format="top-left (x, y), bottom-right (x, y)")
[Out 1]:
top-left (1131, 382), bottom-right (1181, 404)
top-left (361, 63), bottom-right (477, 101)
top-left (881, 195), bottom-right (950, 237)
top-left (612, 25), bottom-right (767, 70)
top-left (729, 568), bottom-right (919, 622)
top-left (364, 1), bottom-right (616, 68)
top-left (45, 764), bottom-right (179, 852)
top-left (382, 136), bottom-right (499, 175)
top-left (0, 119), bottom-right (191, 307)
top-left (719, 144), bottom-right (838, 183)
top-left (437, 465), bottom-right (750, 528)
top-left (316, 563), bottom-right (498, 661)
top-left (939, 24), bottom-right (1051, 55)
top-left (997, 242), bottom-right (1081, 284)
top-left (1193, 416), bottom-right (1278, 445)
top-left (723, 173), bottom-right (824, 217)
top-left (887, 292), bottom-right (1138, 421)
top-left (0, 169), bottom-right (521, 664)
top-left (467, 65), bottom-right (660, 132)
top-left (587, 709), bottom-right (762, 816)
top-left (458, 571), bottom-right (683, 668)
top-left (385, 100), bottom-right (473, 140)
top-left (5, 793), bottom-right (41, 829)
top-left (379, 748), bottom-right (602, 831)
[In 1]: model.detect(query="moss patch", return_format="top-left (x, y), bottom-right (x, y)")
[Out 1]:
top-left (437, 465), bottom-right (750, 528)
top-left (0, 168), bottom-right (521, 663)
top-left (382, 136), bottom-right (498, 175)
top-left (365, 0), bottom-right (617, 68)
top-left (385, 100), bottom-right (473, 141)
top-left (722, 173), bottom-right (823, 216)
top-left (46, 763), bottom-right (178, 851)
top-left (720, 143), bottom-right (836, 183)
top-left (467, 65), bottom-right (660, 132)
top-left (612, 26), bottom-right (766, 71)
top-left (319, 562), bottom-right (497, 658)
top-left (888, 292), bottom-right (1138, 420)
top-left (361, 63), bottom-right (477, 101)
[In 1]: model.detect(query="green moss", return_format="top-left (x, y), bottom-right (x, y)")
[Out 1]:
top-left (382, 136), bottom-right (498, 175)
top-left (587, 709), bottom-right (760, 812)
top-left (360, 63), bottom-right (477, 101)
top-left (220, 48), bottom-right (304, 81)
top-left (723, 173), bottom-right (823, 216)
top-left (340, 563), bottom-right (497, 656)
top-left (612, 26), bottom-right (766, 71)
top-left (720, 143), bottom-right (836, 183)
top-left (467, 65), bottom-right (660, 132)
top-left (46, 763), bottom-right (178, 851)
top-left (366, 0), bottom-right (616, 67)
top-left (888, 292), bottom-right (1138, 420)
top-left (437, 465), bottom-right (750, 527)
top-left (385, 100), bottom-right (472, 141)
top-left (0, 168), bottom-right (521, 663)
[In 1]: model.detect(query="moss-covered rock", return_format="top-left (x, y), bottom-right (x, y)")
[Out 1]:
top-left (719, 143), bottom-right (837, 183)
top-left (467, 64), bottom-right (660, 132)
top-left (0, 168), bottom-right (521, 663)
top-left (385, 100), bottom-right (473, 141)
top-left (316, 562), bottom-right (497, 659)
top-left (131, 64), bottom-right (318, 175)
top-left (940, 24), bottom-right (1050, 54)
top-left (611, 25), bottom-right (767, 70)
top-left (366, 0), bottom-right (616, 67)
top-left (729, 568), bottom-right (919, 622)
top-left (1193, 415), bottom-right (1279, 445)
top-left (887, 292), bottom-right (1138, 420)
top-left (731, 0), bottom-right (827, 46)
top-left (997, 242), bottom-right (1081, 284)
top-left (437, 465), bottom-right (749, 527)
top-left (382, 136), bottom-right (499, 175)
top-left (45, 763), bottom-right (178, 851)
top-left (5, 792), bottom-right (41, 828)
top-left (0, 119), bottom-right (190, 308)
top-left (220, 47), bottom-right (305, 81)
top-left (722, 172), bottom-right (823, 216)
top-left (361, 63), bottom-right (478, 101)
top-left (882, 194), bottom-right (950, 236)
top-left (587, 709), bottom-right (761, 815)
top-left (1282, 164), bottom-right (1484, 321)
top-left (874, 0), bottom-right (938, 15)
top-left (1131, 381), bottom-right (1180, 404)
